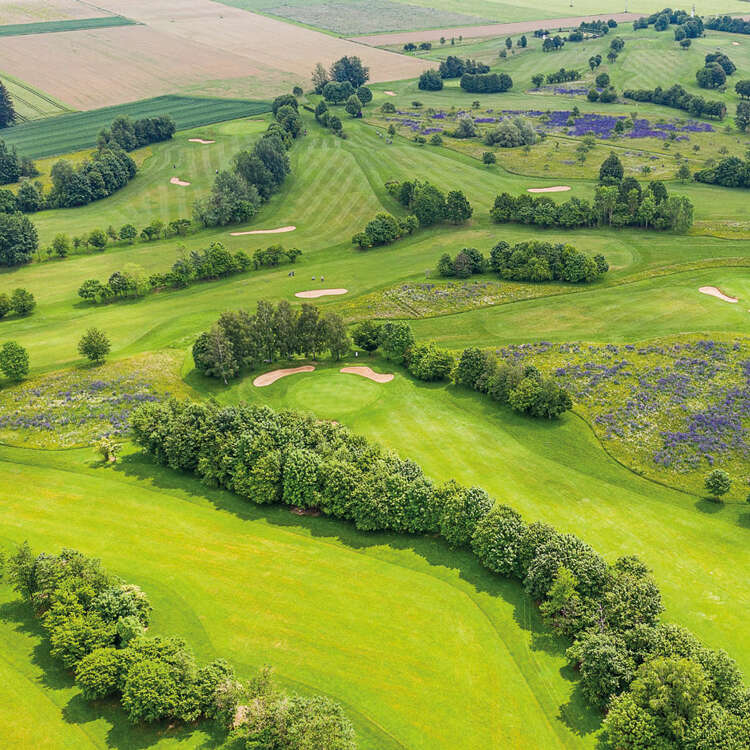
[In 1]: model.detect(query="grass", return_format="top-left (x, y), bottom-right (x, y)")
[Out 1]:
top-left (0, 96), bottom-right (271, 159)
top-left (0, 72), bottom-right (71, 122)
top-left (0, 16), bottom-right (137, 37)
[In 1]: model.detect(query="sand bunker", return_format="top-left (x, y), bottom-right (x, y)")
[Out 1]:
top-left (340, 366), bottom-right (394, 383)
top-left (384, 91), bottom-right (397, 96)
top-left (230, 226), bottom-right (296, 236)
top-left (295, 288), bottom-right (348, 299)
top-left (188, 138), bottom-right (215, 144)
top-left (253, 365), bottom-right (315, 387)
top-left (527, 186), bottom-right (571, 193)
top-left (699, 286), bottom-right (738, 303)
top-left (732, 41), bottom-right (740, 46)
top-left (170, 177), bottom-right (190, 186)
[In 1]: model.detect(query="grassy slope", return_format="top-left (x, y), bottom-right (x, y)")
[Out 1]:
top-left (0, 442), bottom-right (592, 750)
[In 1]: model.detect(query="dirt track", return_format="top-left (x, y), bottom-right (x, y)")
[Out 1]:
top-left (352, 12), bottom-right (641, 46)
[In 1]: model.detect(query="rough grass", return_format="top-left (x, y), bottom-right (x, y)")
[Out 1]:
top-left (0, 15), bottom-right (136, 36)
top-left (0, 95), bottom-right (271, 158)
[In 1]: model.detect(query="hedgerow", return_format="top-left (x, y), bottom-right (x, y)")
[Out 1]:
top-left (129, 400), bottom-right (749, 748)
top-left (4, 543), bottom-right (355, 747)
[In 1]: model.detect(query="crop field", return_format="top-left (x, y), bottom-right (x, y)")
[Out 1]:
top-left (0, 15), bottom-right (136, 36)
top-left (0, 72), bottom-right (71, 121)
top-left (0, 96), bottom-right (271, 158)
top-left (0, 0), bottom-right (112, 25)
top-left (1, 15), bottom-right (750, 750)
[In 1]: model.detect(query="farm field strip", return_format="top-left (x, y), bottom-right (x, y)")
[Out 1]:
top-left (0, 15), bottom-right (137, 36)
top-left (0, 71), bottom-right (71, 121)
top-left (0, 0), bottom-right (112, 25)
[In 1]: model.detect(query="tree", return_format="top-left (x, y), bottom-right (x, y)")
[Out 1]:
top-left (319, 312), bottom-right (350, 360)
top-left (378, 321), bottom-right (414, 363)
top-left (0, 212), bottom-right (38, 267)
top-left (483, 151), bottom-right (496, 165)
top-left (192, 327), bottom-right (239, 383)
top-left (418, 70), bottom-right (443, 91)
top-left (78, 328), bottom-right (111, 364)
top-left (519, 35), bottom-right (527, 48)
top-left (412, 183), bottom-right (446, 227)
top-left (87, 228), bottom-right (107, 251)
top-left (352, 320), bottom-right (381, 355)
top-left (696, 63), bottom-right (726, 90)
top-left (736, 101), bottom-right (750, 133)
top-left (75, 647), bottom-right (123, 700)
top-left (344, 94), bottom-right (362, 118)
top-left (295, 303), bottom-right (322, 359)
top-left (595, 72), bottom-right (610, 88)
top-left (505, 37), bottom-right (512, 49)
top-left (531, 73), bottom-right (544, 88)
top-left (0, 293), bottom-right (9, 318)
top-left (356, 85), bottom-right (373, 105)
top-left (676, 163), bottom-right (692, 182)
top-left (444, 190), bottom-right (473, 224)
top-left (0, 80), bottom-right (15, 128)
top-left (10, 287), bottom-right (34, 315)
top-left (52, 233), bottom-right (70, 258)
top-left (311, 62), bottom-right (329, 94)
top-left (329, 56), bottom-right (369, 88)
top-left (736, 80), bottom-right (750, 99)
top-left (705, 469), bottom-right (731, 500)
top-left (119, 224), bottom-right (137, 243)
top-left (599, 151), bottom-right (624, 184)
top-left (0, 341), bottom-right (29, 380)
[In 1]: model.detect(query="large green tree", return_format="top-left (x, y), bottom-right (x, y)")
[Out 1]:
top-left (0, 80), bottom-right (15, 128)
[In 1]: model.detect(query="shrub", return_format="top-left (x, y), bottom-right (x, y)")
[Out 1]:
top-left (0, 341), bottom-right (29, 380)
top-left (78, 328), bottom-right (111, 363)
top-left (406, 341), bottom-right (454, 381)
top-left (10, 287), bottom-right (35, 315)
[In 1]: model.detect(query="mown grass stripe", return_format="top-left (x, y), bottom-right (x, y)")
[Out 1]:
top-left (0, 16), bottom-right (137, 37)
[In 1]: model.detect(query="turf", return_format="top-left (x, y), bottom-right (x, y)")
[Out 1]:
top-left (0, 96), bottom-right (271, 159)
top-left (0, 16), bottom-right (137, 37)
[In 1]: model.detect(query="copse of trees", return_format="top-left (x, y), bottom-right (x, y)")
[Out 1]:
top-left (484, 116), bottom-right (536, 148)
top-left (0, 139), bottom-right (38, 186)
top-left (130, 398), bottom-right (750, 750)
top-left (97, 114), bottom-right (175, 152)
top-left (542, 35), bottom-right (565, 52)
top-left (418, 70), bottom-right (443, 91)
top-left (386, 178), bottom-right (473, 226)
top-left (5, 544), bottom-right (355, 747)
top-left (312, 55), bottom-right (370, 93)
top-left (544, 68), bottom-right (581, 84)
top-left (351, 212), bottom-right (418, 249)
top-left (438, 56), bottom-right (490, 79)
top-left (623, 84), bottom-right (726, 120)
top-left (0, 287), bottom-right (35, 318)
top-left (694, 156), bottom-right (750, 188)
top-left (192, 300), bottom-right (350, 382)
top-left (0, 211), bottom-right (38, 267)
top-left (706, 14), bottom-right (750, 35)
top-left (460, 72), bottom-right (513, 94)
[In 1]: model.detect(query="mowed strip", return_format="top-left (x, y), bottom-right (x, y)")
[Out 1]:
top-left (0, 0), bottom-right (112, 25)
top-left (0, 15), bottom-right (137, 36)
top-left (89, 0), bottom-right (433, 83)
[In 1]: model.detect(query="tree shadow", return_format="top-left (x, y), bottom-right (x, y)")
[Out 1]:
top-left (694, 497), bottom-right (724, 513)
top-left (737, 512), bottom-right (750, 529)
top-left (113, 451), bottom-right (602, 738)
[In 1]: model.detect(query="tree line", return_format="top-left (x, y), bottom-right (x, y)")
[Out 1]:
top-left (193, 300), bottom-right (350, 383)
top-left (460, 72), bottom-right (513, 94)
top-left (131, 400), bottom-right (750, 750)
top-left (623, 83), bottom-right (726, 120)
top-left (438, 240), bottom-right (608, 284)
top-left (633, 7), bottom-right (704, 38)
top-left (694, 156), bottom-right (750, 188)
top-left (706, 14), bottom-right (750, 35)
top-left (78, 243), bottom-right (301, 305)
top-left (97, 114), bottom-right (175, 151)
top-left (3, 544), bottom-right (355, 748)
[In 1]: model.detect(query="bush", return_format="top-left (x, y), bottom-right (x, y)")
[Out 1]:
top-left (406, 341), bottom-right (453, 381)
top-left (78, 328), bottom-right (111, 363)
top-left (75, 647), bottom-right (124, 700)
top-left (0, 341), bottom-right (29, 380)
top-left (10, 287), bottom-right (35, 315)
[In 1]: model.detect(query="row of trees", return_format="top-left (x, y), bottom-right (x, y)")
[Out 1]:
top-left (0, 287), bottom-right (35, 318)
top-left (97, 114), bottom-right (175, 152)
top-left (438, 56), bottom-right (490, 79)
top-left (694, 156), bottom-right (750, 188)
top-left (438, 241), bottom-right (608, 284)
top-left (634, 7), bottom-right (704, 38)
top-left (460, 72), bottom-right (513, 93)
top-left (193, 300), bottom-right (350, 383)
top-left (78, 243), bottom-right (300, 304)
top-left (623, 83), bottom-right (726, 120)
top-left (483, 116), bottom-right (536, 148)
top-left (542, 67), bottom-right (581, 84)
top-left (131, 399), bottom-right (750, 750)
top-left (706, 14), bottom-right (750, 35)
top-left (3, 544), bottom-right (355, 747)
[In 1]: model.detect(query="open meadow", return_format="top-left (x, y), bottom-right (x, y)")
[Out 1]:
top-left (0, 8), bottom-right (749, 750)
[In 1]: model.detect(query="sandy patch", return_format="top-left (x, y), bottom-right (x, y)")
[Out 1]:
top-left (170, 177), bottom-right (190, 186)
top-left (230, 225), bottom-right (296, 236)
top-left (384, 91), bottom-right (396, 96)
top-left (340, 366), bottom-right (394, 383)
top-left (253, 365), bottom-right (315, 387)
top-left (188, 138), bottom-right (215, 144)
top-left (295, 288), bottom-right (348, 299)
top-left (699, 286), bottom-right (738, 303)
top-left (732, 42), bottom-right (740, 46)
top-left (527, 186), bottom-right (571, 193)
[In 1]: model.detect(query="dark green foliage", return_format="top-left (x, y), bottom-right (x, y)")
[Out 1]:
top-left (406, 341), bottom-right (453, 381)
top-left (0, 139), bottom-right (20, 184)
top-left (705, 52), bottom-right (735, 76)
top-left (438, 56), bottom-right (489, 78)
top-left (0, 80), bottom-right (15, 128)
top-left (418, 70), bottom-right (443, 91)
top-left (322, 80), bottom-right (354, 104)
top-left (460, 72), bottom-right (512, 93)
top-left (695, 157), bottom-right (750, 189)
top-left (0, 340), bottom-right (29, 380)
top-left (356, 86), bottom-right (372, 105)
top-left (378, 321), bottom-right (414, 364)
top-left (352, 320), bottom-right (381, 354)
top-left (0, 211), bottom-right (38, 266)
top-left (599, 150), bottom-right (624, 184)
top-left (98, 114), bottom-right (175, 151)
top-left (696, 63), bottom-right (726, 90)
top-left (471, 505), bottom-right (525, 575)
top-left (329, 56), bottom-right (369, 88)
top-left (10, 287), bottom-right (35, 315)
top-left (736, 102), bottom-right (750, 132)
top-left (623, 84), bottom-right (726, 120)
top-left (488, 240), bottom-right (605, 283)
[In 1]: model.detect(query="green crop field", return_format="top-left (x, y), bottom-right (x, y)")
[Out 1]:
top-left (0, 96), bottom-right (272, 159)
top-left (0, 72), bottom-right (71, 122)
top-left (1, 16), bottom-right (750, 750)
top-left (0, 15), bottom-right (137, 37)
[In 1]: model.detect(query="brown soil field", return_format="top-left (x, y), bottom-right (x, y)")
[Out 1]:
top-left (0, 25), bottom-right (259, 109)
top-left (0, 0), bottom-right (110, 25)
top-left (353, 12), bottom-right (640, 46)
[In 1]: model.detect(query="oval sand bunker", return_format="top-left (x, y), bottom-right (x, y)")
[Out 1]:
top-left (527, 186), bottom-right (571, 193)
top-left (170, 177), bottom-right (191, 186)
top-left (295, 288), bottom-right (348, 299)
top-left (188, 138), bottom-right (215, 144)
top-left (230, 226), bottom-right (296, 236)
top-left (699, 286), bottom-right (738, 303)
top-left (340, 366), bottom-right (394, 383)
top-left (253, 365), bottom-right (315, 387)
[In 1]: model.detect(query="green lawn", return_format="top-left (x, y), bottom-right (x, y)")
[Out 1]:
top-left (0, 16), bottom-right (136, 37)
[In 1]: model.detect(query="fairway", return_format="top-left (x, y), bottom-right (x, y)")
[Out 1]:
top-left (1, 9), bottom-right (750, 749)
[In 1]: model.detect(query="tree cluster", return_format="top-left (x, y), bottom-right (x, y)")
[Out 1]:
top-left (705, 14), bottom-right (750, 35)
top-left (0, 287), bottom-right (35, 318)
top-left (193, 300), bottom-right (350, 383)
top-left (0, 79), bottom-right (15, 128)
top-left (351, 212), bottom-right (418, 249)
top-left (403, 41), bottom-right (432, 51)
top-left (694, 156), bottom-right (750, 188)
top-left (623, 83), bottom-right (726, 120)
top-left (542, 35), bottom-right (565, 52)
top-left (312, 56), bottom-right (369, 94)
top-left (578, 19), bottom-right (615, 35)
top-left (418, 70), bottom-right (443, 91)
top-left (634, 7), bottom-right (704, 38)
top-left (483, 116), bottom-right (537, 148)
top-left (314, 99), bottom-right (344, 136)
top-left (545, 68), bottom-right (581, 84)
top-left (438, 56), bottom-right (490, 79)
top-left (459, 72), bottom-right (513, 94)
top-left (5, 543), bottom-right (355, 748)
top-left (436, 247), bottom-right (487, 279)
top-left (194, 121), bottom-right (291, 227)
top-left (385, 178), bottom-right (473, 226)
top-left (0, 139), bottom-right (38, 186)
top-left (97, 114), bottom-right (175, 152)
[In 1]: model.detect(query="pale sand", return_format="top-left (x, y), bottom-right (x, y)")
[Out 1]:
top-left (295, 288), bottom-right (348, 299)
top-left (340, 366), bottom-right (394, 383)
top-left (732, 42), bottom-right (740, 46)
top-left (253, 365), bottom-right (315, 387)
top-left (699, 286), bottom-right (738, 303)
top-left (384, 91), bottom-right (396, 96)
top-left (230, 225), bottom-right (296, 236)
top-left (170, 177), bottom-right (190, 186)
top-left (188, 138), bottom-right (215, 144)
top-left (528, 186), bottom-right (571, 193)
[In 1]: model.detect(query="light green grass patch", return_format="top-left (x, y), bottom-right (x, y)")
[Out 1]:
top-left (0, 71), bottom-right (71, 121)
top-left (0, 16), bottom-right (136, 37)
